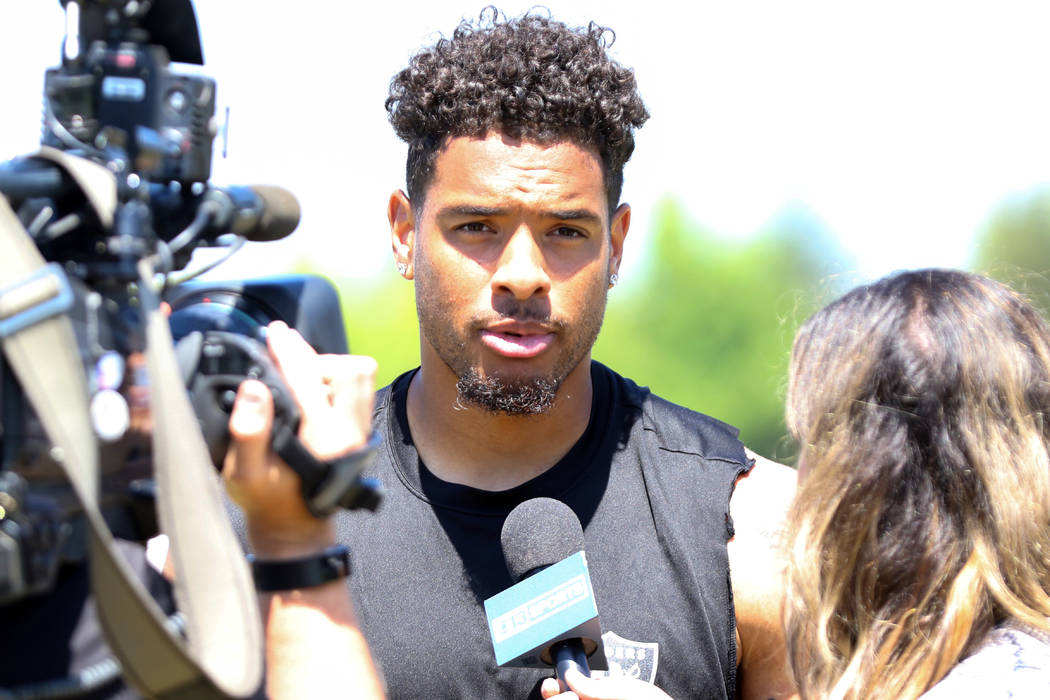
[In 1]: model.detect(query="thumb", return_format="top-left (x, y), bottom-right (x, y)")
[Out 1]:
top-left (224, 379), bottom-right (274, 479)
top-left (562, 669), bottom-right (607, 697)
top-left (540, 677), bottom-right (577, 699)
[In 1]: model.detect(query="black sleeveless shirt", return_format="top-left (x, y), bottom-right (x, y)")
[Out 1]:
top-left (336, 361), bottom-right (751, 699)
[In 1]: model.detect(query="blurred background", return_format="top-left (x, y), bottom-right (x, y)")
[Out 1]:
top-left (3, 1), bottom-right (1050, 461)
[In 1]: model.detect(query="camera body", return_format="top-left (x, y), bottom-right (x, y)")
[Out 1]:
top-left (44, 0), bottom-right (215, 184)
top-left (44, 45), bottom-right (216, 185)
top-left (168, 275), bottom-right (351, 467)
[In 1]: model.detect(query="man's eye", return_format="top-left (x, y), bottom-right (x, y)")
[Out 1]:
top-left (551, 226), bottom-right (585, 239)
top-left (458, 222), bottom-right (493, 233)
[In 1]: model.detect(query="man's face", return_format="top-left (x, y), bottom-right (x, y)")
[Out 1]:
top-left (391, 132), bottom-right (629, 414)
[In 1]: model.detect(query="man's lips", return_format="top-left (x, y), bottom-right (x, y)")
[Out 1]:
top-left (479, 325), bottom-right (555, 358)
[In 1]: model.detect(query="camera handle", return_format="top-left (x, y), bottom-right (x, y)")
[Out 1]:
top-left (177, 328), bottom-right (384, 516)
top-left (0, 153), bottom-right (263, 698)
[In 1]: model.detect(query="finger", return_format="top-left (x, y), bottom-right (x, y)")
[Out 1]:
top-left (320, 354), bottom-right (377, 427)
top-left (560, 669), bottom-right (612, 699)
top-left (540, 678), bottom-right (572, 699)
top-left (292, 355), bottom-right (376, 460)
top-left (225, 379), bottom-right (274, 480)
top-left (265, 321), bottom-right (327, 415)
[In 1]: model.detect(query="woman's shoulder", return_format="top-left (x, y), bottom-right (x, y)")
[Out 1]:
top-left (920, 621), bottom-right (1050, 700)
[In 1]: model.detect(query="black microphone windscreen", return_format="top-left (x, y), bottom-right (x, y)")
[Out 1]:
top-left (250, 185), bottom-right (300, 241)
top-left (501, 498), bottom-right (585, 583)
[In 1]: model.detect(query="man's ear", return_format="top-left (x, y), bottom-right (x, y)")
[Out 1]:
top-left (609, 203), bottom-right (631, 282)
top-left (388, 190), bottom-right (415, 279)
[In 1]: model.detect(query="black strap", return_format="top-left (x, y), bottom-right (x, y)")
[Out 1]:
top-left (249, 545), bottom-right (351, 592)
top-left (271, 426), bottom-right (382, 518)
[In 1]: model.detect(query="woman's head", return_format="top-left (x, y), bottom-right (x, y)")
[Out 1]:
top-left (784, 269), bottom-right (1050, 699)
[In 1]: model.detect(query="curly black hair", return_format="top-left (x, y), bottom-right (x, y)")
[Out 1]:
top-left (386, 7), bottom-right (650, 214)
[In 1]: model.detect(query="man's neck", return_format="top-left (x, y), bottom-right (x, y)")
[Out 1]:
top-left (405, 359), bottom-right (594, 492)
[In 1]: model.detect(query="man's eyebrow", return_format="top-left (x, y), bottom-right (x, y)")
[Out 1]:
top-left (546, 208), bottom-right (603, 224)
top-left (435, 205), bottom-right (507, 219)
top-left (435, 205), bottom-right (603, 224)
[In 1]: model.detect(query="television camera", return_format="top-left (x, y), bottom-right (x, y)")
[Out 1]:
top-left (0, 1), bottom-right (380, 696)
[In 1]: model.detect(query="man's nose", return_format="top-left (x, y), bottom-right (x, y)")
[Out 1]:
top-left (491, 229), bottom-right (551, 300)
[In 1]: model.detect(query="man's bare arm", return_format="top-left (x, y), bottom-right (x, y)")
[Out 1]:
top-left (224, 323), bottom-right (385, 699)
top-left (728, 449), bottom-right (799, 700)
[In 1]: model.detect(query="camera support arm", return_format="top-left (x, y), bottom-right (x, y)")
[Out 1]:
top-left (0, 154), bottom-right (263, 698)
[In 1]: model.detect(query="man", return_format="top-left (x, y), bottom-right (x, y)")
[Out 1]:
top-left (242, 8), bottom-right (797, 699)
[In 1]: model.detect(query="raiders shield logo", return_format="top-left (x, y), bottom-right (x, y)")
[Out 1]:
top-left (592, 631), bottom-right (660, 684)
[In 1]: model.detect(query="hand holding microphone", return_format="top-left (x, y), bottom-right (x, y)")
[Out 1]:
top-left (539, 668), bottom-right (674, 700)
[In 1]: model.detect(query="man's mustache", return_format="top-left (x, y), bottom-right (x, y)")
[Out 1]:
top-left (474, 297), bottom-right (566, 330)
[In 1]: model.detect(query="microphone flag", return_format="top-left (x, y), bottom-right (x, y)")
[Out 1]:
top-left (483, 551), bottom-right (609, 670)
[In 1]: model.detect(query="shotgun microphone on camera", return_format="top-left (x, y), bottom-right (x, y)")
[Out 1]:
top-left (201, 185), bottom-right (301, 242)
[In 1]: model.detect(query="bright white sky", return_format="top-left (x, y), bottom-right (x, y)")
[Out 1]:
top-left (3, 1), bottom-right (1049, 284)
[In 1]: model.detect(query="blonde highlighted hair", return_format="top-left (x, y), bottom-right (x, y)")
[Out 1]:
top-left (784, 269), bottom-right (1050, 699)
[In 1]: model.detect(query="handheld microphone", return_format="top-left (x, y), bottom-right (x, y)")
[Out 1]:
top-left (485, 498), bottom-right (607, 687)
top-left (201, 184), bottom-right (300, 241)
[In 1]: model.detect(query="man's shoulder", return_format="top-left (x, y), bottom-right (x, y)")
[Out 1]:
top-left (596, 361), bottom-right (749, 467)
top-left (730, 449), bottom-right (796, 533)
top-left (373, 367), bottom-right (417, 420)
top-left (727, 450), bottom-right (798, 699)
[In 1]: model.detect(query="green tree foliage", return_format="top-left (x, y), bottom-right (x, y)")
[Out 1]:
top-left (971, 185), bottom-right (1050, 316)
top-left (333, 273), bottom-right (421, 388)
top-left (326, 198), bottom-right (848, 462)
top-left (594, 198), bottom-right (847, 461)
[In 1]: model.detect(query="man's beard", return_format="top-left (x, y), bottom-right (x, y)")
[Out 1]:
top-left (414, 258), bottom-right (608, 417)
top-left (455, 369), bottom-right (558, 415)
top-left (417, 301), bottom-right (605, 416)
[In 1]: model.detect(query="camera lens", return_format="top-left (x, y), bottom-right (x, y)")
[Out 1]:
top-left (168, 292), bottom-right (270, 343)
